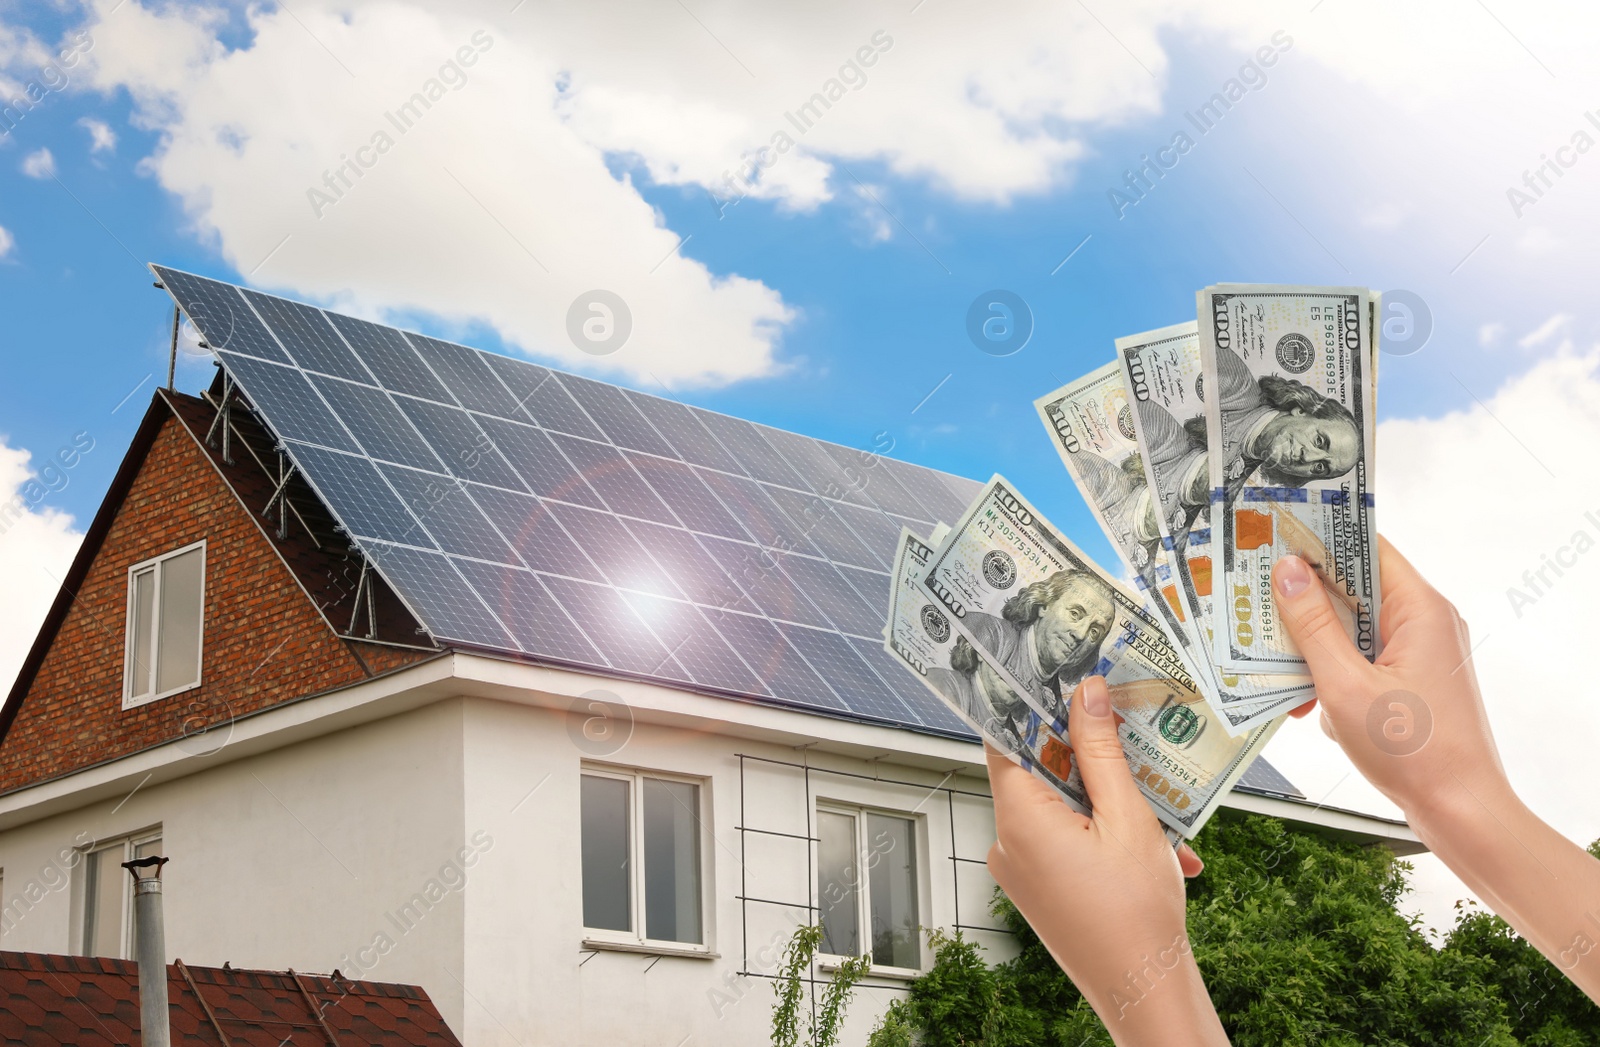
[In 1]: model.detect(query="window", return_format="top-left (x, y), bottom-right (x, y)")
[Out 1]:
top-left (123, 541), bottom-right (206, 707)
top-left (79, 832), bottom-right (162, 958)
top-left (580, 768), bottom-right (706, 948)
top-left (818, 807), bottom-right (921, 970)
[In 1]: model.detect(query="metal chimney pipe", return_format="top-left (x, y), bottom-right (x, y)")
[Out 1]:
top-left (123, 856), bottom-right (171, 1047)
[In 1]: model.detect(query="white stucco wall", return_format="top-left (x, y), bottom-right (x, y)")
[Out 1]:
top-left (0, 697), bottom-right (471, 1025)
top-left (0, 663), bottom-right (1010, 1047)
top-left (458, 694), bottom-right (1005, 1047)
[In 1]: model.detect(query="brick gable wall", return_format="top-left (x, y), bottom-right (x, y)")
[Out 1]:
top-left (0, 413), bottom-right (430, 792)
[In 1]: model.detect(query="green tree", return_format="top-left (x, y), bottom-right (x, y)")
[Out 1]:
top-left (869, 812), bottom-right (1600, 1046)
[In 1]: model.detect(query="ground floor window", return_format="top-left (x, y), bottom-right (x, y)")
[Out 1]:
top-left (817, 806), bottom-right (920, 970)
top-left (80, 830), bottom-right (162, 959)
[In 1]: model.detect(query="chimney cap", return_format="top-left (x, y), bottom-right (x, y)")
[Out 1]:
top-left (121, 855), bottom-right (169, 881)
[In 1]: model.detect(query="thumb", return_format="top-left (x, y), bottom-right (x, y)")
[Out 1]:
top-left (1067, 675), bottom-right (1147, 827)
top-left (1272, 555), bottom-right (1374, 694)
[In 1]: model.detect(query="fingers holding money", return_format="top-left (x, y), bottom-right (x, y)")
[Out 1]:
top-left (1273, 554), bottom-right (1376, 695)
top-left (1068, 676), bottom-right (1163, 837)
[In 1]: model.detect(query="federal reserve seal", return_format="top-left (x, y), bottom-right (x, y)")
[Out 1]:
top-left (981, 549), bottom-right (1017, 589)
top-left (920, 605), bottom-right (950, 644)
top-left (1158, 704), bottom-right (1201, 745)
top-left (1275, 332), bottom-right (1315, 374)
top-left (1116, 404), bottom-right (1136, 441)
top-left (1195, 373), bottom-right (1204, 402)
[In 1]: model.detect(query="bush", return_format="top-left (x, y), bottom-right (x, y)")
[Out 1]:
top-left (868, 811), bottom-right (1599, 1046)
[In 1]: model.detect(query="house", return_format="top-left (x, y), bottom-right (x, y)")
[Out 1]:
top-left (0, 266), bottom-right (1421, 1046)
top-left (0, 951), bottom-right (464, 1045)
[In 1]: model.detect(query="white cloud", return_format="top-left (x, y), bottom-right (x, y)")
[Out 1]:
top-left (20, 147), bottom-right (54, 178)
top-left (1477, 322), bottom-right (1505, 348)
top-left (1266, 345), bottom-right (1600, 938)
top-left (67, 0), bottom-right (1184, 388)
top-left (56, 0), bottom-right (1600, 388)
top-left (0, 225), bottom-right (12, 259)
top-left (79, 115), bottom-right (116, 153)
top-left (0, 441), bottom-right (84, 699)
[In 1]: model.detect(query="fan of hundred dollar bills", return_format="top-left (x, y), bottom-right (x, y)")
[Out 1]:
top-left (884, 285), bottom-right (1381, 839)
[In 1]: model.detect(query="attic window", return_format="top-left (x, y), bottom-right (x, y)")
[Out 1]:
top-left (123, 541), bottom-right (206, 708)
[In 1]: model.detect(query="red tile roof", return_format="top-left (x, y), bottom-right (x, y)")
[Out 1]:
top-left (0, 952), bottom-right (463, 1047)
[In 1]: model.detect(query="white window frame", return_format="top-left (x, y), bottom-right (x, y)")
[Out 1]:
top-left (815, 801), bottom-right (926, 976)
top-left (77, 828), bottom-right (163, 959)
top-left (122, 540), bottom-right (206, 709)
top-left (580, 764), bottom-right (714, 957)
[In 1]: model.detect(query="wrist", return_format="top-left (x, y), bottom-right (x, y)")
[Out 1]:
top-left (1086, 945), bottom-right (1227, 1046)
top-left (1406, 773), bottom-right (1522, 854)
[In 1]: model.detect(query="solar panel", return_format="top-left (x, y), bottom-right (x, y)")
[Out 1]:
top-left (243, 291), bottom-right (371, 383)
top-left (548, 433), bottom-right (679, 526)
top-left (310, 375), bottom-right (444, 473)
top-left (522, 374), bottom-right (606, 440)
top-left (154, 263), bottom-right (990, 738)
top-left (454, 559), bottom-right (605, 665)
top-left (623, 391), bottom-right (744, 474)
top-left (390, 396), bottom-right (525, 491)
top-left (363, 541), bottom-right (517, 648)
top-left (619, 592), bottom-right (766, 695)
top-left (471, 415), bottom-right (604, 510)
top-left (544, 503), bottom-right (684, 601)
top-left (159, 270), bottom-right (293, 364)
top-left (287, 443), bottom-right (431, 547)
top-left (327, 313), bottom-right (451, 402)
top-left (693, 410), bottom-right (808, 489)
top-left (477, 353), bottom-right (551, 420)
top-left (378, 466), bottom-right (517, 564)
top-left (560, 373), bottom-right (677, 458)
top-left (622, 453), bottom-right (748, 541)
top-left (218, 353), bottom-right (359, 453)
top-left (706, 610), bottom-right (849, 712)
top-left (463, 482), bottom-right (604, 582)
top-left (539, 574), bottom-right (690, 679)
top-left (408, 333), bottom-right (528, 420)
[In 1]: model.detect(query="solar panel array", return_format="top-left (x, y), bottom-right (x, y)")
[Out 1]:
top-left (153, 265), bottom-right (984, 736)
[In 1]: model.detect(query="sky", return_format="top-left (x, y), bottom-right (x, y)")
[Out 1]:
top-left (2, 0), bottom-right (1599, 944)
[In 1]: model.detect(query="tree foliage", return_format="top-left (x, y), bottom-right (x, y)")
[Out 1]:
top-left (867, 812), bottom-right (1600, 1046)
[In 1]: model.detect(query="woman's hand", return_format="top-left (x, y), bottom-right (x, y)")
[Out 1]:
top-left (1271, 534), bottom-right (1510, 823)
top-left (1274, 535), bottom-right (1600, 1005)
top-left (985, 675), bottom-right (1227, 1046)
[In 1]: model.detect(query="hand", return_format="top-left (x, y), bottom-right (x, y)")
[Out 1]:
top-left (1274, 535), bottom-right (1600, 1007)
top-left (985, 675), bottom-right (1227, 1046)
top-left (1271, 535), bottom-right (1510, 823)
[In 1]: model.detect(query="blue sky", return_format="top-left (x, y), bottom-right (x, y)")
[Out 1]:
top-left (4, 0), bottom-right (1600, 938)
top-left (0, 1), bottom-right (1578, 566)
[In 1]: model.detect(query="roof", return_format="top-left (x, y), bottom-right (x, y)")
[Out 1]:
top-left (0, 951), bottom-right (462, 1046)
top-left (147, 264), bottom-right (1311, 798)
top-left (150, 264), bottom-right (982, 740)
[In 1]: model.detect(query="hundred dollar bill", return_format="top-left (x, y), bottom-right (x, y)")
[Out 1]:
top-left (1116, 322), bottom-right (1316, 731)
top-left (917, 476), bottom-right (1277, 837)
top-left (1034, 365), bottom-right (1219, 703)
top-left (1197, 286), bottom-right (1381, 674)
top-left (885, 527), bottom-right (1094, 815)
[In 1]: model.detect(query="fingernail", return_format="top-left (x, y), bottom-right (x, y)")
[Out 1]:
top-left (1276, 555), bottom-right (1312, 599)
top-left (1082, 675), bottom-right (1110, 717)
